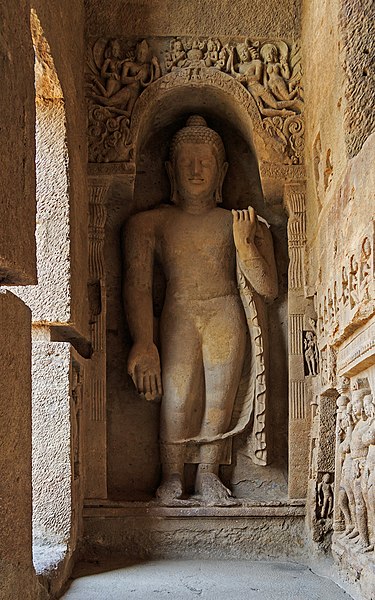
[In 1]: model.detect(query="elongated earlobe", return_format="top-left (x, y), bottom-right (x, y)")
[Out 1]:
top-left (215, 161), bottom-right (228, 204)
top-left (165, 161), bottom-right (178, 204)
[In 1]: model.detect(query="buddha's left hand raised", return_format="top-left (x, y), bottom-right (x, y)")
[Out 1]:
top-left (232, 206), bottom-right (257, 256)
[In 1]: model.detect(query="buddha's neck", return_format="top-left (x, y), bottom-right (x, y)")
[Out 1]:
top-left (177, 195), bottom-right (216, 215)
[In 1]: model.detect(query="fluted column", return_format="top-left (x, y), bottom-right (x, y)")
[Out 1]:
top-left (284, 182), bottom-right (311, 498)
top-left (85, 178), bottom-right (109, 498)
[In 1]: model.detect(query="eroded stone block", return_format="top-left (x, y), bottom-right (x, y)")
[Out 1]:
top-left (0, 291), bottom-right (39, 599)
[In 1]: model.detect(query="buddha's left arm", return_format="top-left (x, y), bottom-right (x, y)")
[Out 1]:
top-left (233, 208), bottom-right (278, 302)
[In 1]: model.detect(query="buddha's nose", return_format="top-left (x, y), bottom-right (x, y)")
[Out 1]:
top-left (192, 158), bottom-right (202, 177)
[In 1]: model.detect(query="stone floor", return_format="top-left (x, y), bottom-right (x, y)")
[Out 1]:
top-left (61, 559), bottom-right (357, 599)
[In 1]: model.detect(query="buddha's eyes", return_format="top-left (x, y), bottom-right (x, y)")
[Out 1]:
top-left (178, 159), bottom-right (213, 168)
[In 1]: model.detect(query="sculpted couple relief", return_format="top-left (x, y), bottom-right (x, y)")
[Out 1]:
top-left (124, 116), bottom-right (277, 504)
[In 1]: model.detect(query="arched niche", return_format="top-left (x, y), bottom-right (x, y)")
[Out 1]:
top-left (105, 72), bottom-right (289, 501)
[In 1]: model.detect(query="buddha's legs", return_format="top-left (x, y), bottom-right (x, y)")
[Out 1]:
top-left (196, 295), bottom-right (246, 496)
top-left (158, 295), bottom-right (246, 501)
top-left (158, 302), bottom-right (204, 497)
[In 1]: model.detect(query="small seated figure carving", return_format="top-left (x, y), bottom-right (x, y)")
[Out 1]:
top-left (123, 116), bottom-right (277, 505)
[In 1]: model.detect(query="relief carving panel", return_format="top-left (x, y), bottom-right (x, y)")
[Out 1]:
top-left (86, 36), bottom-right (304, 166)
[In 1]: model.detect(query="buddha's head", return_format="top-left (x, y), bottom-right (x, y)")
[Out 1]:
top-left (166, 115), bottom-right (228, 205)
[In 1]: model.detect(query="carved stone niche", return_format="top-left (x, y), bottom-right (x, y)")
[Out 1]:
top-left (103, 79), bottom-right (292, 505)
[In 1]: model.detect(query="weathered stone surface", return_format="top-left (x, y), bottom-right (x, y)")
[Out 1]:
top-left (32, 341), bottom-right (72, 558)
top-left (302, 3), bottom-right (374, 596)
top-left (83, 503), bottom-right (307, 560)
top-left (0, 2), bottom-right (36, 284)
top-left (339, 0), bottom-right (375, 159)
top-left (29, 1), bottom-right (89, 340)
top-left (85, 0), bottom-right (301, 39)
top-left (0, 292), bottom-right (40, 599)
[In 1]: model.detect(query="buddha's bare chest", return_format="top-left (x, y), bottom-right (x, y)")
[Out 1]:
top-left (157, 210), bottom-right (235, 267)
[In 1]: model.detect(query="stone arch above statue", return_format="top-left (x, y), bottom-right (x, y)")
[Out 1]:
top-left (86, 36), bottom-right (305, 204)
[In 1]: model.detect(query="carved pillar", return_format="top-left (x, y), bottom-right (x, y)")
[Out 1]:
top-left (85, 177), bottom-right (109, 498)
top-left (284, 182), bottom-right (311, 498)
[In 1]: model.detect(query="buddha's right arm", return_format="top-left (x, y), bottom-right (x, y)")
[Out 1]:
top-left (122, 213), bottom-right (155, 346)
top-left (122, 213), bottom-right (163, 399)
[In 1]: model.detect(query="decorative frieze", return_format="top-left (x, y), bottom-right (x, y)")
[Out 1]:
top-left (86, 36), bottom-right (304, 166)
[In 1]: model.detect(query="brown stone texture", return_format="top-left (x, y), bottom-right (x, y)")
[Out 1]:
top-left (316, 396), bottom-right (336, 474)
top-left (0, 2), bottom-right (36, 285)
top-left (85, 0), bottom-right (301, 39)
top-left (303, 2), bottom-right (375, 596)
top-left (31, 0), bottom-right (89, 340)
top-left (32, 342), bottom-right (73, 557)
top-left (83, 505), bottom-right (307, 560)
top-left (339, 0), bottom-right (375, 159)
top-left (0, 292), bottom-right (39, 600)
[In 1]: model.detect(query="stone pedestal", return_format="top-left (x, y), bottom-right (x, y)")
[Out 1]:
top-left (83, 500), bottom-right (306, 561)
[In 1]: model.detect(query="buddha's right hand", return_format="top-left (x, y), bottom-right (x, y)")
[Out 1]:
top-left (127, 342), bottom-right (163, 402)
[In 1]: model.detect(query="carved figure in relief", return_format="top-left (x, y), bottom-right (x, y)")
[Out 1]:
top-left (359, 237), bottom-right (372, 301)
top-left (260, 43), bottom-right (302, 111)
top-left (92, 40), bottom-right (160, 117)
top-left (123, 116), bottom-right (277, 505)
top-left (165, 38), bottom-right (188, 70)
top-left (317, 473), bottom-right (333, 519)
top-left (349, 254), bottom-right (359, 308)
top-left (217, 45), bottom-right (230, 71)
top-left (87, 38), bottom-right (161, 162)
top-left (341, 265), bottom-right (350, 309)
top-left (304, 330), bottom-right (318, 376)
top-left (361, 393), bottom-right (375, 550)
top-left (338, 404), bottom-right (357, 536)
top-left (230, 41), bottom-right (298, 118)
top-left (99, 39), bottom-right (127, 99)
top-left (349, 390), bottom-right (372, 549)
top-left (204, 39), bottom-right (220, 67)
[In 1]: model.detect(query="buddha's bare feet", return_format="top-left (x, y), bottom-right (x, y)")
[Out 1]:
top-left (196, 472), bottom-right (238, 506)
top-left (339, 525), bottom-right (354, 537)
top-left (156, 474), bottom-right (183, 505)
top-left (346, 528), bottom-right (359, 539)
top-left (354, 538), bottom-right (371, 552)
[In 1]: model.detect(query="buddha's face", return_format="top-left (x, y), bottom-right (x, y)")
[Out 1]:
top-left (174, 142), bottom-right (220, 201)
